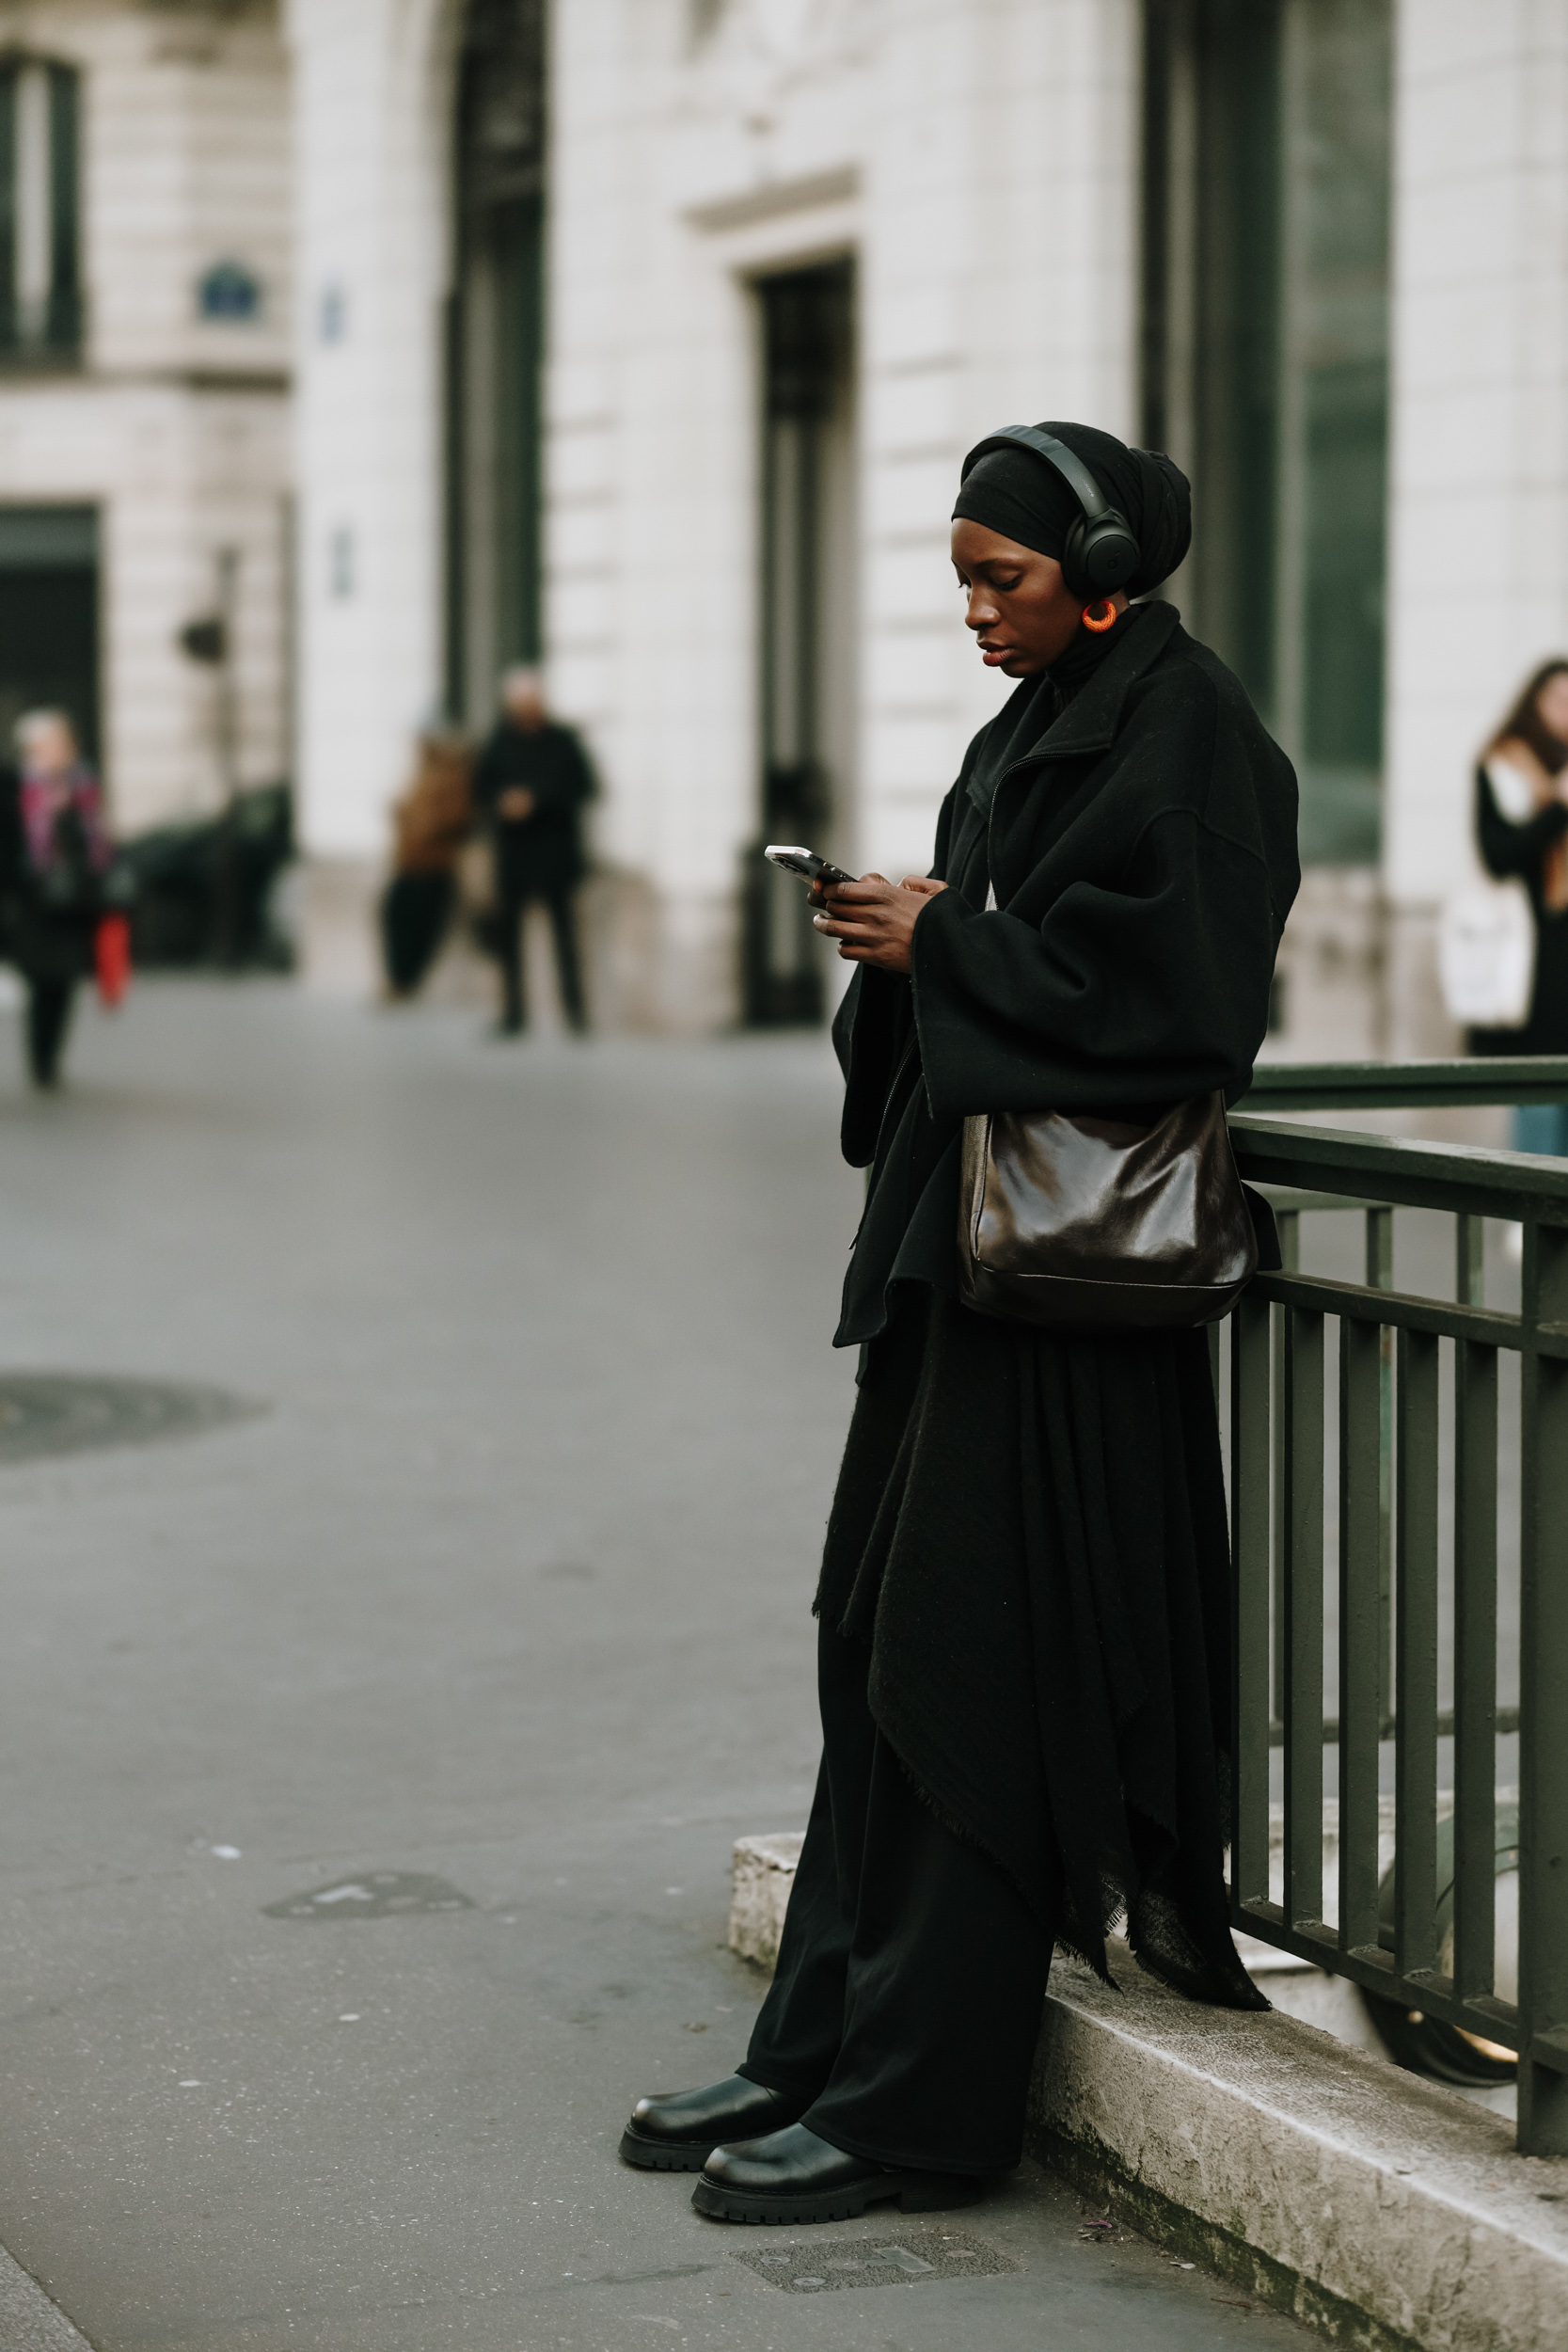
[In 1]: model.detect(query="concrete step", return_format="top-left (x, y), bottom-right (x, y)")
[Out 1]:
top-left (726, 1826), bottom-right (1565, 2351)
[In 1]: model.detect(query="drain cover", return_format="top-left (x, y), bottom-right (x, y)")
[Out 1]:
top-left (0, 1374), bottom-right (257, 1463)
top-left (733, 2226), bottom-right (1016, 2294)
top-left (263, 1871), bottom-right (477, 1920)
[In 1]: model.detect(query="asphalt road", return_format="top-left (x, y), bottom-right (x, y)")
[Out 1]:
top-left (0, 980), bottom-right (1323, 2351)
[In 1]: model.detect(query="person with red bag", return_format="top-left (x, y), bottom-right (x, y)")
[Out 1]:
top-left (0, 709), bottom-right (119, 1088)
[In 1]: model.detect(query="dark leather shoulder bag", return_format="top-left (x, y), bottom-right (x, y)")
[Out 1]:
top-left (955, 885), bottom-right (1255, 1330)
top-left (956, 1090), bottom-right (1258, 1331)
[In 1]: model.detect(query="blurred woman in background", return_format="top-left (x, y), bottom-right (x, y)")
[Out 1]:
top-left (1474, 660), bottom-right (1568, 1152)
top-left (0, 711), bottom-right (114, 1089)
top-left (379, 732), bottom-right (472, 1000)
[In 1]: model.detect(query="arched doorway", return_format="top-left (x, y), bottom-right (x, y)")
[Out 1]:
top-left (445, 0), bottom-right (546, 730)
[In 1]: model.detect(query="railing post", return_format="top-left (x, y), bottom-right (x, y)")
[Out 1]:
top-left (1339, 1311), bottom-right (1383, 1955)
top-left (1395, 1327), bottom-right (1440, 1980)
top-left (1452, 1330), bottom-right (1498, 2003)
top-left (1271, 1209), bottom-right (1301, 1724)
top-left (1367, 1208), bottom-right (1395, 1723)
top-left (1284, 1307), bottom-right (1324, 1926)
top-left (1518, 1219), bottom-right (1568, 2155)
top-left (1230, 1288), bottom-right (1272, 1914)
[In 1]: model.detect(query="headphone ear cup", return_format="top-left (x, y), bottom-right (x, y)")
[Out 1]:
top-left (1079, 512), bottom-right (1139, 594)
top-left (1059, 516), bottom-right (1091, 600)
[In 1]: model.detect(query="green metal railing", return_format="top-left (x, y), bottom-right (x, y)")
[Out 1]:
top-left (1223, 1058), bottom-right (1568, 2160)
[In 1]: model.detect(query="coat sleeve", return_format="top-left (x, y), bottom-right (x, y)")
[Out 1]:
top-left (1477, 769), bottom-right (1568, 880)
top-left (910, 803), bottom-right (1277, 1120)
top-left (829, 780), bottom-right (963, 1166)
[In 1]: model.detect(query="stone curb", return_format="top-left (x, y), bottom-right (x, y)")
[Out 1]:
top-left (728, 1836), bottom-right (1568, 2352)
top-left (1032, 1946), bottom-right (1566, 2352)
top-left (0, 2241), bottom-right (92, 2352)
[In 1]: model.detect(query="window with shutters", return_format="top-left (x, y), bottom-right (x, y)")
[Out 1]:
top-left (0, 57), bottom-right (82, 366)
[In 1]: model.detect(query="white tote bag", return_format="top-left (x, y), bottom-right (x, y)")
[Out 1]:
top-left (1439, 760), bottom-right (1542, 1028)
top-left (1439, 878), bottom-right (1535, 1027)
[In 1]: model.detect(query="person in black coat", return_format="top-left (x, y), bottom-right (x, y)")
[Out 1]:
top-left (620, 422), bottom-right (1300, 2226)
top-left (0, 710), bottom-right (113, 1089)
top-left (470, 669), bottom-right (594, 1035)
top-left (1470, 659), bottom-right (1568, 1151)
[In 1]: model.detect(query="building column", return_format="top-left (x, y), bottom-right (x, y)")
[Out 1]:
top-left (285, 0), bottom-right (454, 984)
top-left (858, 0), bottom-right (1140, 890)
top-left (1382, 0), bottom-right (1568, 1053)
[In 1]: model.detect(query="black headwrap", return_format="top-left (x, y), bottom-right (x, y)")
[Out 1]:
top-left (952, 420), bottom-right (1192, 599)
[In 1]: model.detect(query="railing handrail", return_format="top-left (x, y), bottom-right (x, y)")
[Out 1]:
top-left (1241, 1054), bottom-right (1568, 1109)
top-left (1218, 1089), bottom-right (1568, 2159)
top-left (1231, 1112), bottom-right (1568, 1216)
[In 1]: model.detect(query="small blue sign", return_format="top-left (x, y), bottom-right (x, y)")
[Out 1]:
top-left (198, 262), bottom-right (262, 323)
top-left (318, 282), bottom-right (348, 344)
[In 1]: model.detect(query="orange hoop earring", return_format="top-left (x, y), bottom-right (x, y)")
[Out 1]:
top-left (1083, 598), bottom-right (1117, 633)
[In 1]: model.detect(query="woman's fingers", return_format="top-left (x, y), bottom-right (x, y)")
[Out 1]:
top-left (813, 914), bottom-right (881, 942)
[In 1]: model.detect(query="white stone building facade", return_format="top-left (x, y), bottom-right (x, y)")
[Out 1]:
top-left (0, 0), bottom-right (292, 833)
top-left (5, 2), bottom-right (1567, 1046)
top-left (279, 0), bottom-right (1568, 1044)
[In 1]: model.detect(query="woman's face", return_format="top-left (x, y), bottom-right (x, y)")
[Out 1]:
top-left (950, 519), bottom-right (1090, 676)
top-left (1537, 672), bottom-right (1568, 744)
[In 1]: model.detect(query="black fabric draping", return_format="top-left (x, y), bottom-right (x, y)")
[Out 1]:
top-left (739, 1608), bottom-right (1059, 2173)
top-left (814, 1289), bottom-right (1264, 2003)
top-left (952, 421), bottom-right (1192, 599)
top-left (1472, 761), bottom-right (1568, 1053)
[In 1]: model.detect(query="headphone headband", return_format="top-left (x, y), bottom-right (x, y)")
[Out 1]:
top-left (959, 423), bottom-right (1139, 597)
top-left (966, 425), bottom-right (1112, 522)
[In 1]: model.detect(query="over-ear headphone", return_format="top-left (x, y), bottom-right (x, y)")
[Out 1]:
top-left (960, 425), bottom-right (1140, 598)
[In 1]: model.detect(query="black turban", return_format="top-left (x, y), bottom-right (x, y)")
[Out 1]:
top-left (952, 420), bottom-right (1192, 599)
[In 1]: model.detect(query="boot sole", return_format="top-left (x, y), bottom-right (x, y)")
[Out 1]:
top-left (619, 2126), bottom-right (714, 2172)
top-left (689, 2168), bottom-right (984, 2225)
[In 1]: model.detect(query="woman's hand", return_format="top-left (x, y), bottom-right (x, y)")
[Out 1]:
top-left (809, 873), bottom-right (948, 973)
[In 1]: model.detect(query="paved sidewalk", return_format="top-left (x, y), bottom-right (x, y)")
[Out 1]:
top-left (0, 982), bottom-right (1318, 2350)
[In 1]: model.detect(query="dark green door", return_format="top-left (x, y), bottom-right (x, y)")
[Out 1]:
top-left (0, 504), bottom-right (99, 761)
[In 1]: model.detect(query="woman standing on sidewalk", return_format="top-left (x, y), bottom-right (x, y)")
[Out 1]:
top-left (1471, 660), bottom-right (1568, 1152)
top-left (621, 422), bottom-right (1298, 2224)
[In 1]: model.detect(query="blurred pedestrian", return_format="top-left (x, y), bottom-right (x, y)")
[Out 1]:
top-left (380, 732), bottom-right (472, 998)
top-left (0, 710), bottom-right (114, 1089)
top-left (622, 421), bottom-right (1295, 2224)
top-left (1471, 659), bottom-right (1568, 1152)
top-left (470, 669), bottom-right (594, 1036)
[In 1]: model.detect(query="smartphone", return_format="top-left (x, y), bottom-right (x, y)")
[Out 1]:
top-left (765, 844), bottom-right (857, 888)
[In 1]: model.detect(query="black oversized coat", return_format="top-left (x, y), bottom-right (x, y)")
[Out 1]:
top-left (818, 600), bottom-right (1299, 2001)
top-left (471, 721), bottom-right (594, 901)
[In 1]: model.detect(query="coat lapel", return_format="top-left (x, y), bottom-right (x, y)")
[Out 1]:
top-left (987, 600), bottom-right (1183, 903)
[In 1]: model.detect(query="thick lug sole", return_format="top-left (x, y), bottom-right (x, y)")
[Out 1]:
top-left (689, 2167), bottom-right (983, 2225)
top-left (619, 2126), bottom-right (715, 2172)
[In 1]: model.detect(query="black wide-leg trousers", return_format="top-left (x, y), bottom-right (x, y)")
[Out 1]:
top-left (737, 1620), bottom-right (1058, 2175)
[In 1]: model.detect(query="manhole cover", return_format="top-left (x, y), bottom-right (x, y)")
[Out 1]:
top-left (263, 1871), bottom-right (478, 1920)
top-left (733, 2226), bottom-right (1016, 2294)
top-left (0, 1374), bottom-right (258, 1463)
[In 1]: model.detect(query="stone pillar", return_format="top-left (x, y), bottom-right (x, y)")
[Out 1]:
top-left (285, 0), bottom-right (453, 984)
top-left (858, 0), bottom-right (1140, 887)
top-left (1383, 0), bottom-right (1568, 1052)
